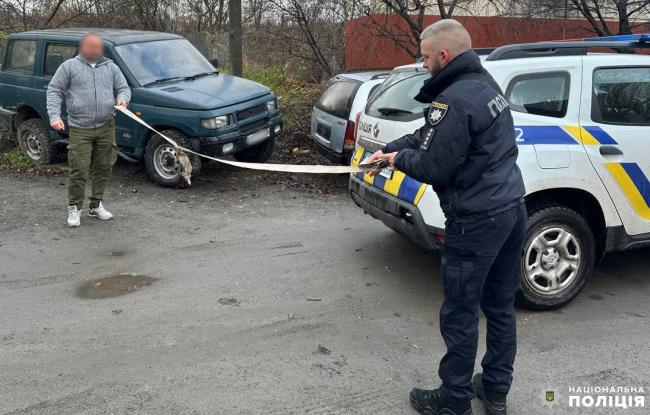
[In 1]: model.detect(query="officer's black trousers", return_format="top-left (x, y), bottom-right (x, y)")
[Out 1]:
top-left (438, 203), bottom-right (527, 402)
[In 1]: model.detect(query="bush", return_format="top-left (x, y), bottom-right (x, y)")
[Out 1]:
top-left (0, 149), bottom-right (29, 168)
top-left (244, 63), bottom-right (322, 131)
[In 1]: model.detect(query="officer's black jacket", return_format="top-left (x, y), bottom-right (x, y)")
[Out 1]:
top-left (383, 50), bottom-right (525, 219)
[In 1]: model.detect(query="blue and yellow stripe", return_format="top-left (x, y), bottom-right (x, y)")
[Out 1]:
top-left (606, 162), bottom-right (650, 220)
top-left (514, 125), bottom-right (618, 145)
top-left (562, 125), bottom-right (618, 145)
top-left (352, 147), bottom-right (427, 205)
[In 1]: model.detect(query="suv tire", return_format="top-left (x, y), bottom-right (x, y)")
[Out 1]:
top-left (517, 204), bottom-right (595, 310)
top-left (17, 118), bottom-right (58, 164)
top-left (145, 130), bottom-right (201, 188)
top-left (233, 138), bottom-right (274, 163)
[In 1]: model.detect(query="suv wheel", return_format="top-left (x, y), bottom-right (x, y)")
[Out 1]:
top-left (233, 138), bottom-right (274, 163)
top-left (517, 204), bottom-right (595, 310)
top-left (144, 130), bottom-right (201, 188)
top-left (17, 118), bottom-right (58, 164)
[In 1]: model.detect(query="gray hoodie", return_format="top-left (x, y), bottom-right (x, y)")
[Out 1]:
top-left (46, 54), bottom-right (131, 129)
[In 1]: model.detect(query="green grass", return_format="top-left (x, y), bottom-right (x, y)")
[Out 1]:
top-left (243, 64), bottom-right (321, 130)
top-left (0, 149), bottom-right (30, 168)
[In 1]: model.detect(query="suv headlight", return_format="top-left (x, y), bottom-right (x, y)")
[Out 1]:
top-left (201, 115), bottom-right (231, 129)
top-left (266, 99), bottom-right (278, 112)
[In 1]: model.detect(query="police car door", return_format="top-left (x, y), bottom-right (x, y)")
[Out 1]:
top-left (579, 58), bottom-right (650, 236)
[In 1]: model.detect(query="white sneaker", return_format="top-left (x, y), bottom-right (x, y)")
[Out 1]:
top-left (67, 205), bottom-right (81, 227)
top-left (88, 202), bottom-right (114, 220)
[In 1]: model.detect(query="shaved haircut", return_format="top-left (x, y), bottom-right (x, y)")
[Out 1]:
top-left (420, 19), bottom-right (472, 58)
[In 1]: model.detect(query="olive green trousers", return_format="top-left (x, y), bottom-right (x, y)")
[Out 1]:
top-left (67, 121), bottom-right (117, 209)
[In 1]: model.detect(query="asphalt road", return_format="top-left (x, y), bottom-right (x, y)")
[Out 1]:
top-left (0, 163), bottom-right (648, 414)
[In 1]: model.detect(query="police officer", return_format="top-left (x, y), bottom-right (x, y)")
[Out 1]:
top-left (365, 20), bottom-right (526, 415)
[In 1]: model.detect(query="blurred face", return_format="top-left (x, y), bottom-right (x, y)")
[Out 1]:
top-left (420, 37), bottom-right (451, 77)
top-left (80, 35), bottom-right (104, 62)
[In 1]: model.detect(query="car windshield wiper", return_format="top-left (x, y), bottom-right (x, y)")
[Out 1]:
top-left (144, 76), bottom-right (190, 86)
top-left (189, 71), bottom-right (219, 79)
top-left (144, 71), bottom-right (219, 86)
top-left (377, 107), bottom-right (413, 115)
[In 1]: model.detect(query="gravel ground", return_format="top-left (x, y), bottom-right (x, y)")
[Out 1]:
top-left (0, 160), bottom-right (648, 414)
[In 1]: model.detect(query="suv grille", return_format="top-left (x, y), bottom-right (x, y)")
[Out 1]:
top-left (237, 104), bottom-right (267, 121)
top-left (240, 119), bottom-right (267, 135)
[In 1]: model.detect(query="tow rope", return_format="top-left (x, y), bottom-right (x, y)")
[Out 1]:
top-left (114, 106), bottom-right (365, 185)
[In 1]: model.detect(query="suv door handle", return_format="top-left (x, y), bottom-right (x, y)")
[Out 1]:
top-left (599, 145), bottom-right (623, 155)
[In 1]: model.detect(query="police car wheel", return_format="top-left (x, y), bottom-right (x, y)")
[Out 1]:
top-left (17, 118), bottom-right (58, 165)
top-left (233, 138), bottom-right (274, 163)
top-left (145, 130), bottom-right (201, 188)
top-left (517, 204), bottom-right (595, 310)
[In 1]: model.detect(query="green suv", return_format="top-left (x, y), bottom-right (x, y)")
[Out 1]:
top-left (0, 28), bottom-right (283, 187)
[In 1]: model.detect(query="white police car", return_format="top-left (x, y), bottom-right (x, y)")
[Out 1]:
top-left (349, 34), bottom-right (650, 310)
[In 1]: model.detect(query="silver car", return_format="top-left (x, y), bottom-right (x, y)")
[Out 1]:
top-left (310, 72), bottom-right (388, 164)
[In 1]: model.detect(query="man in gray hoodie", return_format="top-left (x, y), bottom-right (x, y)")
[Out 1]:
top-left (47, 32), bottom-right (131, 227)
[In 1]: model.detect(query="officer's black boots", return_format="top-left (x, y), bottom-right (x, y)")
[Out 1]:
top-left (409, 387), bottom-right (472, 415)
top-left (471, 373), bottom-right (507, 415)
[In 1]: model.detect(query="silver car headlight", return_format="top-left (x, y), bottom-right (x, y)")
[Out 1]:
top-left (266, 99), bottom-right (278, 112)
top-left (201, 115), bottom-right (231, 129)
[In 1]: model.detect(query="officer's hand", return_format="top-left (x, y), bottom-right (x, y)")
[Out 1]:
top-left (50, 119), bottom-right (65, 131)
top-left (368, 151), bottom-right (398, 176)
top-left (116, 99), bottom-right (128, 108)
top-left (364, 150), bottom-right (384, 164)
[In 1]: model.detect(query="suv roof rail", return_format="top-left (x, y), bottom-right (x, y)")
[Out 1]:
top-left (486, 33), bottom-right (649, 61)
top-left (370, 73), bottom-right (390, 80)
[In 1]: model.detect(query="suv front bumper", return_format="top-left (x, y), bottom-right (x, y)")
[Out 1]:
top-left (197, 114), bottom-right (282, 157)
top-left (349, 174), bottom-right (442, 250)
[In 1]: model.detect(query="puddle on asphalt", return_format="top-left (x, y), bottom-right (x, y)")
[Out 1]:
top-left (76, 273), bottom-right (156, 299)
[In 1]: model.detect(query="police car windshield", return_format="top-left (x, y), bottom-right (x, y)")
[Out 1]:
top-left (367, 71), bottom-right (430, 121)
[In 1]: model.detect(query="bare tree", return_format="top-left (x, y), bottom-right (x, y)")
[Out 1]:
top-left (519, 0), bottom-right (650, 35)
top-left (361, 0), bottom-right (491, 59)
top-left (267, 0), bottom-right (347, 77)
top-left (229, 0), bottom-right (243, 75)
top-left (569, 0), bottom-right (650, 35)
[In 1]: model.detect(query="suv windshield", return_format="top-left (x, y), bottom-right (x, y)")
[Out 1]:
top-left (115, 39), bottom-right (216, 86)
top-left (367, 70), bottom-right (430, 121)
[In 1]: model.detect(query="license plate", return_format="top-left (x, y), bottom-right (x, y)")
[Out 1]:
top-left (362, 150), bottom-right (393, 180)
top-left (316, 123), bottom-right (331, 141)
top-left (247, 128), bottom-right (270, 146)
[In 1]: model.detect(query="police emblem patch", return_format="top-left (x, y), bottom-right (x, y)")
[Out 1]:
top-left (428, 102), bottom-right (448, 126)
top-left (546, 391), bottom-right (554, 402)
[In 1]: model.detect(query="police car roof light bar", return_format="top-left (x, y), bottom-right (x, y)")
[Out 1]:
top-left (583, 33), bottom-right (649, 44)
top-left (486, 33), bottom-right (649, 61)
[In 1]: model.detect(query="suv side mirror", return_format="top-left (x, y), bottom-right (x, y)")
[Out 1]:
top-left (209, 58), bottom-right (219, 68)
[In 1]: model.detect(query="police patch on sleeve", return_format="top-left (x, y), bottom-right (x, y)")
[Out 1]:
top-left (427, 102), bottom-right (448, 126)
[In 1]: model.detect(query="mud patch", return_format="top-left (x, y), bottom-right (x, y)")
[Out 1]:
top-left (76, 273), bottom-right (155, 299)
top-left (217, 297), bottom-right (239, 306)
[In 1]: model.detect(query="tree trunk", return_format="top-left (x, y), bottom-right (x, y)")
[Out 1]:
top-left (229, 0), bottom-right (243, 77)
